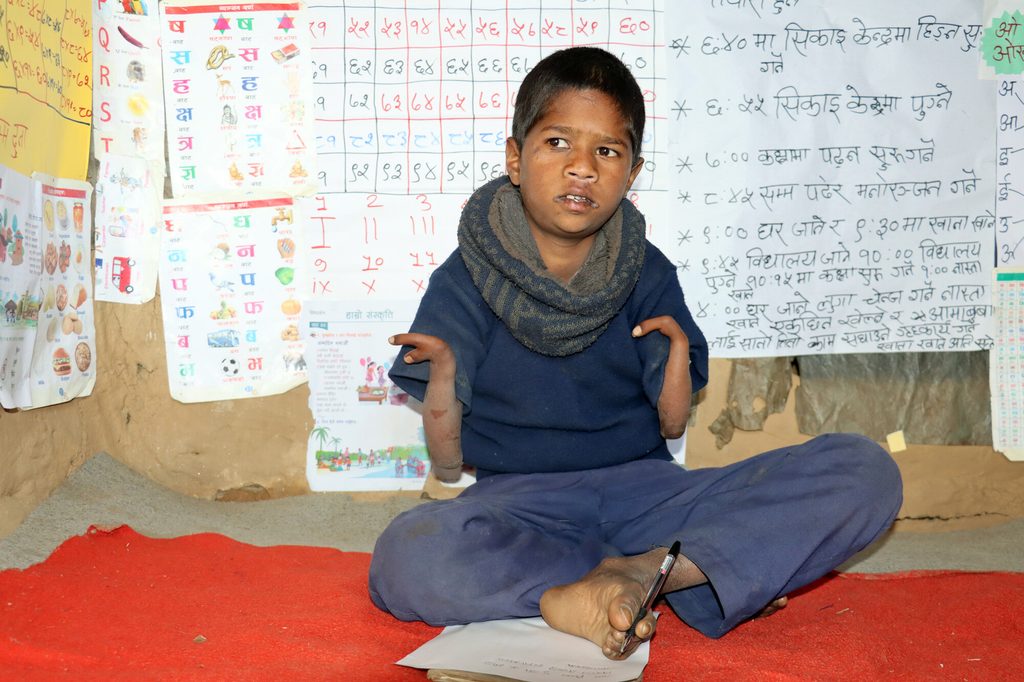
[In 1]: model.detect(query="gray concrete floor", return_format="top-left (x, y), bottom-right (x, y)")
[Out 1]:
top-left (2, 452), bottom-right (1023, 573)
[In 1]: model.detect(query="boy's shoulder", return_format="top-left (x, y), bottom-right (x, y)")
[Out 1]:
top-left (424, 249), bottom-right (470, 283)
top-left (423, 249), bottom-right (489, 312)
top-left (639, 239), bottom-right (678, 280)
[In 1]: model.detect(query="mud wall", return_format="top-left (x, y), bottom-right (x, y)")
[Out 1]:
top-left (3, 306), bottom-right (1023, 539)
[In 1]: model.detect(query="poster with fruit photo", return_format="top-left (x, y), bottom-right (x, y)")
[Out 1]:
top-left (0, 166), bottom-right (95, 409)
top-left (28, 176), bottom-right (97, 408)
top-left (159, 195), bottom-right (307, 402)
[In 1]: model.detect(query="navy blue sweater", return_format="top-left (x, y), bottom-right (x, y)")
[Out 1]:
top-left (389, 243), bottom-right (708, 477)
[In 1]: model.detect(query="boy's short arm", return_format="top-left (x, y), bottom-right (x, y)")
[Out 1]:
top-left (419, 349), bottom-right (464, 482)
top-left (656, 332), bottom-right (693, 439)
top-left (632, 247), bottom-right (709, 407)
top-left (388, 262), bottom-right (492, 412)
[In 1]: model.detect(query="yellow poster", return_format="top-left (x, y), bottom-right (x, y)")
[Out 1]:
top-left (0, 0), bottom-right (92, 179)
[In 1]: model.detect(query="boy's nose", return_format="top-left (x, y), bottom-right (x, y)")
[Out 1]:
top-left (566, 151), bottom-right (597, 180)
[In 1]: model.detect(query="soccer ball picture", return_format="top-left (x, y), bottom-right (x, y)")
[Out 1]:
top-left (222, 358), bottom-right (240, 376)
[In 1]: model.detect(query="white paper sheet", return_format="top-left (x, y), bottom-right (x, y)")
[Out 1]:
top-left (664, 0), bottom-right (996, 357)
top-left (397, 617), bottom-right (650, 682)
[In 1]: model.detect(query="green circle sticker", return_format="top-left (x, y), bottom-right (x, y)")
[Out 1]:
top-left (983, 10), bottom-right (1024, 74)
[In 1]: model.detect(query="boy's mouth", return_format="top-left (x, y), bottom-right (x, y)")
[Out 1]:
top-left (558, 193), bottom-right (597, 208)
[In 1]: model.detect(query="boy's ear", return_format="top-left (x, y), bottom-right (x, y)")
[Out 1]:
top-left (505, 137), bottom-right (522, 185)
top-left (625, 157), bottom-right (644, 193)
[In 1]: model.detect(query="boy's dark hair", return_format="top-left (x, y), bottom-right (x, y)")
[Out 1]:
top-left (511, 47), bottom-right (645, 165)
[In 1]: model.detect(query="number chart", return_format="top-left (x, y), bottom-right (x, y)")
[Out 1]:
top-left (302, 0), bottom-right (668, 302)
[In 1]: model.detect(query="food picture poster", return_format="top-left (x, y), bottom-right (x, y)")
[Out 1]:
top-left (32, 178), bottom-right (96, 408)
top-left (0, 166), bottom-right (95, 409)
top-left (159, 196), bottom-right (307, 403)
top-left (304, 300), bottom-right (443, 492)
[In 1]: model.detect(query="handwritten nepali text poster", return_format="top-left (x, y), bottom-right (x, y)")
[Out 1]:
top-left (0, 0), bottom-right (92, 178)
top-left (664, 1), bottom-right (996, 357)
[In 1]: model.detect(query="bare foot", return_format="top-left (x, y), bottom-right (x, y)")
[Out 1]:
top-left (539, 553), bottom-right (661, 660)
top-left (757, 596), bottom-right (788, 618)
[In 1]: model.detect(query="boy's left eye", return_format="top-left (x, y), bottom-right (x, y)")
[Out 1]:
top-left (596, 146), bottom-right (620, 157)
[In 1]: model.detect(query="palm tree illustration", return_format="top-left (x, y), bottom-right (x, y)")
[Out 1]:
top-left (310, 425), bottom-right (330, 452)
top-left (330, 436), bottom-right (342, 454)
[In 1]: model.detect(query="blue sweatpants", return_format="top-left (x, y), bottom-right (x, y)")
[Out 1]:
top-left (368, 433), bottom-right (902, 638)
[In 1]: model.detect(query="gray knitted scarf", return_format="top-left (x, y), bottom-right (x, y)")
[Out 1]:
top-left (458, 176), bottom-right (646, 356)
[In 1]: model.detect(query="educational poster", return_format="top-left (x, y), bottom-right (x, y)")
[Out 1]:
top-left (300, 0), bottom-right (667, 302)
top-left (159, 196), bottom-right (307, 402)
top-left (28, 177), bottom-right (96, 408)
top-left (303, 300), bottom-right (439, 492)
top-left (664, 1), bottom-right (997, 357)
top-left (991, 268), bottom-right (1024, 460)
top-left (92, 0), bottom-right (166, 162)
top-left (0, 0), bottom-right (92, 178)
top-left (0, 167), bottom-right (40, 408)
top-left (300, 192), bottom-right (455, 301)
top-left (160, 0), bottom-right (317, 197)
top-left (0, 167), bottom-right (95, 409)
top-left (995, 72), bottom-right (1024, 267)
top-left (93, 155), bottom-right (163, 303)
top-left (986, 4), bottom-right (1024, 267)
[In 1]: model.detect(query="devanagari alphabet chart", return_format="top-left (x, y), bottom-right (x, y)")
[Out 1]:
top-left (161, 0), bottom-right (317, 197)
top-left (987, 3), bottom-right (1024, 269)
top-left (159, 196), bottom-right (307, 402)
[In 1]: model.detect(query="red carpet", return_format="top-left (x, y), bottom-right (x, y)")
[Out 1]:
top-left (0, 525), bottom-right (1021, 681)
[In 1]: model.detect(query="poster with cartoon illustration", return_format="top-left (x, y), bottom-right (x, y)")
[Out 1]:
top-left (303, 300), bottom-right (469, 491)
top-left (28, 175), bottom-right (96, 408)
top-left (93, 0), bottom-right (166, 162)
top-left (94, 154), bottom-right (163, 303)
top-left (160, 0), bottom-right (316, 198)
top-left (0, 166), bottom-right (40, 408)
top-left (159, 195), bottom-right (307, 402)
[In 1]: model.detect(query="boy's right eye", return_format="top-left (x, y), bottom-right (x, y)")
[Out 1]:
top-left (546, 138), bottom-right (569, 148)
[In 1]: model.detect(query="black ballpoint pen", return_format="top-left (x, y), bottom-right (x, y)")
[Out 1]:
top-left (619, 540), bottom-right (681, 655)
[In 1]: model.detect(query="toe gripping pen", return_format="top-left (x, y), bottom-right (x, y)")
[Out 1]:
top-left (619, 540), bottom-right (681, 655)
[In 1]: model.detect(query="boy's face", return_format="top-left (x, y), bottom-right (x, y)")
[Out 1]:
top-left (506, 88), bottom-right (643, 247)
